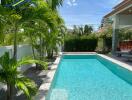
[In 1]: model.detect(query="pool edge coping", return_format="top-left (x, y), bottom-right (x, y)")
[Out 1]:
top-left (98, 54), bottom-right (132, 72)
top-left (34, 56), bottom-right (61, 100)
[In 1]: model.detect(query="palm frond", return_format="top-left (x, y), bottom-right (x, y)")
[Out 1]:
top-left (16, 57), bottom-right (48, 70)
top-left (46, 0), bottom-right (64, 10)
top-left (16, 76), bottom-right (37, 99)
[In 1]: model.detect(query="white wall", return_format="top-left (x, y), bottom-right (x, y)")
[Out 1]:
top-left (17, 45), bottom-right (33, 60)
top-left (0, 46), bottom-right (12, 58)
top-left (0, 45), bottom-right (33, 72)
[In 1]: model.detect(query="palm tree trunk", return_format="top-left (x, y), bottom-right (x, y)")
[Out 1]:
top-left (29, 33), bottom-right (36, 59)
top-left (7, 84), bottom-right (13, 100)
top-left (13, 23), bottom-right (18, 60)
top-left (32, 45), bottom-right (36, 59)
top-left (40, 35), bottom-right (42, 60)
top-left (7, 84), bottom-right (10, 100)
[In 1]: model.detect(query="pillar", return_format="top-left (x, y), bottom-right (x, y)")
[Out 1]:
top-left (112, 14), bottom-right (120, 54)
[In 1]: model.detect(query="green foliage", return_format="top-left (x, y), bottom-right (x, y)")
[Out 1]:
top-left (72, 25), bottom-right (93, 35)
top-left (21, 0), bottom-right (65, 59)
top-left (46, 0), bottom-right (64, 10)
top-left (97, 27), bottom-right (112, 38)
top-left (105, 37), bottom-right (112, 50)
top-left (0, 0), bottom-right (65, 59)
top-left (64, 34), bottom-right (98, 52)
top-left (118, 28), bottom-right (132, 41)
top-left (0, 0), bottom-right (64, 99)
top-left (97, 26), bottom-right (112, 53)
top-left (84, 25), bottom-right (93, 35)
top-left (0, 52), bottom-right (47, 99)
top-left (1, 0), bottom-right (14, 5)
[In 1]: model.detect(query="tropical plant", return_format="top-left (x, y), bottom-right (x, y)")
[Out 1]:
top-left (97, 26), bottom-right (112, 52)
top-left (84, 25), bottom-right (93, 35)
top-left (0, 5), bottom-right (11, 45)
top-left (118, 28), bottom-right (132, 41)
top-left (0, 1), bottom-right (25, 60)
top-left (71, 25), bottom-right (93, 36)
top-left (72, 25), bottom-right (79, 35)
top-left (21, 0), bottom-right (65, 60)
top-left (0, 52), bottom-right (47, 100)
top-left (46, 0), bottom-right (64, 10)
top-left (10, 14), bottom-right (22, 60)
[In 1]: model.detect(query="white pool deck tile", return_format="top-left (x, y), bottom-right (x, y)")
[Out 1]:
top-left (34, 52), bottom-right (132, 100)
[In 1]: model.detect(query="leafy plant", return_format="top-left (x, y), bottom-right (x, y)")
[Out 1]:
top-left (97, 26), bottom-right (112, 52)
top-left (64, 34), bottom-right (98, 52)
top-left (46, 0), bottom-right (64, 10)
top-left (84, 25), bottom-right (93, 35)
top-left (71, 25), bottom-right (93, 35)
top-left (0, 52), bottom-right (47, 100)
top-left (21, 0), bottom-right (65, 60)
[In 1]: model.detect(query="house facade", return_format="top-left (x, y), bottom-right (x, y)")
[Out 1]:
top-left (103, 0), bottom-right (132, 53)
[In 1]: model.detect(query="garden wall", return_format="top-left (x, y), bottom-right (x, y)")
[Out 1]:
top-left (0, 44), bottom-right (33, 71)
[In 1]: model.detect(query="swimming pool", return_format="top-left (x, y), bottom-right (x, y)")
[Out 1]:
top-left (46, 54), bottom-right (132, 100)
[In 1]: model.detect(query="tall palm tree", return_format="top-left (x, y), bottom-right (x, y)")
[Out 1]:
top-left (46, 0), bottom-right (64, 10)
top-left (21, 0), bottom-right (64, 59)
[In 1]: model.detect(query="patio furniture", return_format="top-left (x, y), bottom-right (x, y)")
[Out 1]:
top-left (116, 50), bottom-right (132, 61)
top-left (116, 51), bottom-right (130, 57)
top-left (123, 55), bottom-right (132, 61)
top-left (116, 40), bottom-right (132, 57)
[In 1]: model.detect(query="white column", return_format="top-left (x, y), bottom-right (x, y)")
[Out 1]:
top-left (112, 14), bottom-right (120, 54)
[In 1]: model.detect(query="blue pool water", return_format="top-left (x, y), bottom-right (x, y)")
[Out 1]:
top-left (47, 55), bottom-right (132, 100)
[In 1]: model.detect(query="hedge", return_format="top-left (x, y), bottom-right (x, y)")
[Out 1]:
top-left (64, 35), bottom-right (98, 52)
top-left (105, 37), bottom-right (112, 50)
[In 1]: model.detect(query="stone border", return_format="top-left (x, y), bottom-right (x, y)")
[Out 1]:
top-left (34, 56), bottom-right (61, 100)
top-left (62, 52), bottom-right (97, 55)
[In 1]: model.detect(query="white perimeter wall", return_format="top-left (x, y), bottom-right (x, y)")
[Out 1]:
top-left (0, 44), bottom-right (33, 72)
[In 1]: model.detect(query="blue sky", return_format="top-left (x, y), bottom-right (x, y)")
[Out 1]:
top-left (59, 0), bottom-right (122, 30)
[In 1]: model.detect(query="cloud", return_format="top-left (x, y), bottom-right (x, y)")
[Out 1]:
top-left (66, 0), bottom-right (78, 6)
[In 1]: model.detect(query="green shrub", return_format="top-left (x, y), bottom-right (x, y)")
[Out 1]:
top-left (105, 37), bottom-right (112, 50)
top-left (64, 34), bottom-right (98, 52)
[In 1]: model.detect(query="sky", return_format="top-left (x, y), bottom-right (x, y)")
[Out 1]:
top-left (59, 0), bottom-right (123, 30)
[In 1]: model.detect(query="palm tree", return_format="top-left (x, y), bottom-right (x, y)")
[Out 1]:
top-left (45, 25), bottom-right (65, 59)
top-left (0, 52), bottom-right (47, 100)
top-left (21, 0), bottom-right (64, 59)
top-left (0, 5), bottom-right (11, 45)
top-left (46, 0), bottom-right (64, 10)
top-left (0, 1), bottom-right (24, 60)
top-left (84, 25), bottom-right (93, 35)
top-left (10, 14), bottom-right (22, 60)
